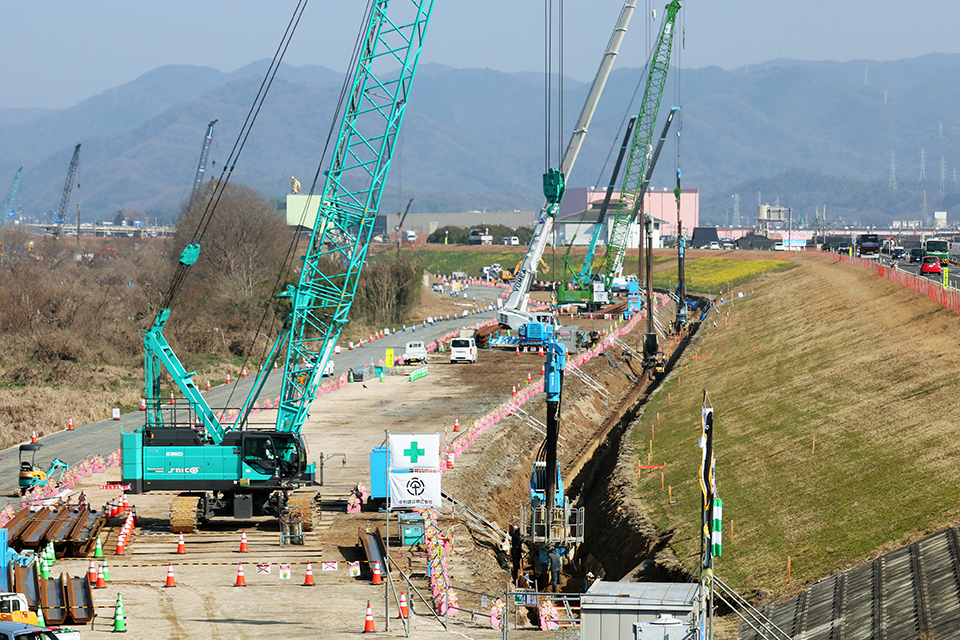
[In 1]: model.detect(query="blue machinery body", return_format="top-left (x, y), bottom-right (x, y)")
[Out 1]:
top-left (123, 1), bottom-right (434, 529)
top-left (523, 339), bottom-right (584, 547)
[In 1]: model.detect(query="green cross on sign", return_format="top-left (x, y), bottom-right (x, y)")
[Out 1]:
top-left (404, 441), bottom-right (425, 463)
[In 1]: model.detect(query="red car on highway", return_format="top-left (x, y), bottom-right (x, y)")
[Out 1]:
top-left (920, 256), bottom-right (942, 275)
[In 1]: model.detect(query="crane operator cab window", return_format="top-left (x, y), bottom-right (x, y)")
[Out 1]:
top-left (242, 435), bottom-right (278, 475)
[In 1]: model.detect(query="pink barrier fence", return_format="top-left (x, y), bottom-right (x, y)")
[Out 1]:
top-left (439, 292), bottom-right (670, 468)
top-left (833, 252), bottom-right (960, 314)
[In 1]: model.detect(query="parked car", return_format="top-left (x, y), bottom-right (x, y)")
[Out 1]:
top-left (909, 248), bottom-right (924, 263)
top-left (773, 242), bottom-right (786, 251)
top-left (0, 621), bottom-right (59, 640)
top-left (920, 256), bottom-right (942, 275)
top-left (449, 336), bottom-right (478, 364)
top-left (708, 241), bottom-right (721, 250)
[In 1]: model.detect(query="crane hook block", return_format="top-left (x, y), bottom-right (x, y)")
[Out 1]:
top-left (179, 243), bottom-right (200, 267)
top-left (542, 168), bottom-right (565, 205)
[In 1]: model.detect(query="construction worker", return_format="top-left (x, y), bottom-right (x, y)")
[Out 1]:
top-left (510, 526), bottom-right (522, 582)
top-left (548, 548), bottom-right (562, 593)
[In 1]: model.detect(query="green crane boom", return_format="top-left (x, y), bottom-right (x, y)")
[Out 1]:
top-left (599, 0), bottom-right (680, 289)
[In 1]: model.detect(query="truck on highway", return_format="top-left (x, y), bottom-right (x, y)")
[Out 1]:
top-left (924, 238), bottom-right (949, 265)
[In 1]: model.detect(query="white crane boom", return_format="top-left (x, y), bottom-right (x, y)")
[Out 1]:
top-left (499, 0), bottom-right (637, 329)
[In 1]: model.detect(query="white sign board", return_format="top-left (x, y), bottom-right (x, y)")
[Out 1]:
top-left (389, 471), bottom-right (442, 509)
top-left (389, 433), bottom-right (440, 470)
top-left (594, 291), bottom-right (609, 303)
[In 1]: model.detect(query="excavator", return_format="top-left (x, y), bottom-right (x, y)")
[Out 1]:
top-left (121, 0), bottom-right (434, 533)
top-left (17, 444), bottom-right (68, 496)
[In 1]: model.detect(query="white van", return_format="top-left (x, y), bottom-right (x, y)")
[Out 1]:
top-left (404, 230), bottom-right (417, 242)
top-left (449, 337), bottom-right (478, 364)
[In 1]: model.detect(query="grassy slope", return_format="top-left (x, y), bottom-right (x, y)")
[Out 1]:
top-left (631, 251), bottom-right (960, 600)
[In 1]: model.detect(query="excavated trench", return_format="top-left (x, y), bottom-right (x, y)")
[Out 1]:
top-left (565, 314), bottom-right (703, 583)
top-left (445, 295), bottom-right (710, 593)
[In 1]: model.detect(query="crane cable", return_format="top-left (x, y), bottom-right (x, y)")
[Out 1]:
top-left (159, 0), bottom-right (309, 312)
top-left (239, 0), bottom-right (379, 378)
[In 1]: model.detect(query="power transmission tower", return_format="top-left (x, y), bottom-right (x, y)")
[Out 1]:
top-left (889, 150), bottom-right (898, 190)
top-left (941, 158), bottom-right (947, 197)
top-left (920, 147), bottom-right (926, 181)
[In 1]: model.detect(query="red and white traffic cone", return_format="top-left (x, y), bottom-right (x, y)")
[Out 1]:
top-left (95, 564), bottom-right (107, 589)
top-left (235, 563), bottom-right (247, 586)
top-left (164, 563), bottom-right (176, 587)
top-left (511, 385), bottom-right (516, 397)
top-left (226, 373), bottom-right (231, 384)
top-left (176, 533), bottom-right (186, 554)
top-left (398, 591), bottom-right (409, 619)
top-left (527, 372), bottom-right (532, 384)
top-left (515, 346), bottom-right (519, 355)
top-left (67, 417), bottom-right (75, 430)
top-left (241, 367), bottom-right (247, 378)
top-left (453, 418), bottom-right (459, 432)
top-left (542, 364), bottom-right (545, 375)
top-left (303, 561), bottom-right (315, 586)
top-left (30, 430), bottom-right (37, 443)
top-left (88, 560), bottom-right (97, 584)
top-left (206, 380), bottom-right (211, 391)
top-left (363, 601), bottom-right (375, 633)
top-left (114, 535), bottom-right (125, 555)
top-left (239, 530), bottom-right (249, 553)
top-left (371, 561), bottom-right (382, 585)
top-left (538, 345), bottom-right (544, 356)
top-left (170, 392), bottom-right (175, 404)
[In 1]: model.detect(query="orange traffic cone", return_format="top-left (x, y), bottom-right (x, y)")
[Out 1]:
top-left (206, 380), bottom-right (211, 391)
top-left (95, 564), bottom-right (107, 589)
top-left (226, 373), bottom-right (231, 384)
top-left (30, 430), bottom-right (37, 443)
top-left (511, 385), bottom-right (516, 397)
top-left (176, 532), bottom-right (186, 554)
top-left (88, 561), bottom-right (97, 584)
top-left (164, 563), bottom-right (176, 587)
top-left (527, 372), bottom-right (532, 384)
top-left (371, 561), bottom-right (382, 585)
top-left (235, 563), bottom-right (247, 586)
top-left (114, 535), bottom-right (125, 555)
top-left (303, 561), bottom-right (315, 586)
top-left (398, 591), bottom-right (409, 619)
top-left (67, 417), bottom-right (75, 430)
top-left (542, 364), bottom-right (545, 375)
top-left (242, 367), bottom-right (247, 378)
top-left (538, 345), bottom-right (544, 356)
top-left (239, 530), bottom-right (249, 553)
top-left (515, 346), bottom-right (519, 355)
top-left (453, 418), bottom-right (459, 432)
top-left (363, 601), bottom-right (375, 633)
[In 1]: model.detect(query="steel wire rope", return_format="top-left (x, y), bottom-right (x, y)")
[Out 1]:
top-left (252, 1), bottom-right (375, 355)
top-left (239, 0), bottom-right (377, 404)
top-left (160, 0), bottom-right (309, 312)
top-left (163, 0), bottom-right (310, 416)
top-left (592, 14), bottom-right (658, 189)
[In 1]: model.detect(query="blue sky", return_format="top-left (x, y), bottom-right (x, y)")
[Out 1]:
top-left (3, 0), bottom-right (960, 109)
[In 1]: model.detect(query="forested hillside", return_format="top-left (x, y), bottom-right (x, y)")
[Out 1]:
top-left (3, 55), bottom-right (960, 226)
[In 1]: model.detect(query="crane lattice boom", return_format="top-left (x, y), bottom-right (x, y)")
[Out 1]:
top-left (600, 0), bottom-right (680, 287)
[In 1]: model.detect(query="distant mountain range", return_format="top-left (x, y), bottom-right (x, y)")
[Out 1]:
top-left (2, 54), bottom-right (960, 227)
